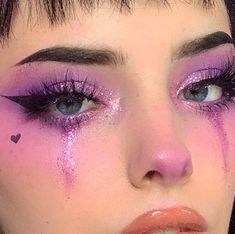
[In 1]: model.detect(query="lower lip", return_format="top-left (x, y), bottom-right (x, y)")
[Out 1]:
top-left (121, 206), bottom-right (208, 234)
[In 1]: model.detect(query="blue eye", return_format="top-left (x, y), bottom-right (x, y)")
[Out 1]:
top-left (2, 79), bottom-right (108, 129)
top-left (53, 94), bottom-right (96, 116)
top-left (180, 84), bottom-right (223, 102)
top-left (177, 58), bottom-right (235, 113)
top-left (56, 95), bottom-right (83, 115)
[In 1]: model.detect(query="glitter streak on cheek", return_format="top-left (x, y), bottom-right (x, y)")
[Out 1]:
top-left (208, 112), bottom-right (229, 172)
top-left (57, 128), bottom-right (77, 190)
top-left (55, 94), bottom-right (122, 192)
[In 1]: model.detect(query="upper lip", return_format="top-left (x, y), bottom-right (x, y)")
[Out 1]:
top-left (120, 206), bottom-right (208, 234)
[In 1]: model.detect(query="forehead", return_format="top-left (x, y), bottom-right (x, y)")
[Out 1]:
top-left (0, 0), bottom-right (217, 29)
top-left (0, 0), bottom-right (231, 46)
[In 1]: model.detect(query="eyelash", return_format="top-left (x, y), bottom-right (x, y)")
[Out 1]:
top-left (178, 56), bottom-right (235, 113)
top-left (3, 77), bottom-right (107, 129)
top-left (2, 56), bottom-right (235, 129)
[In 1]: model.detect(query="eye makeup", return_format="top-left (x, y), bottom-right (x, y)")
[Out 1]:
top-left (171, 44), bottom-right (235, 171)
top-left (177, 58), bottom-right (235, 113)
top-left (3, 78), bottom-right (109, 129)
top-left (0, 63), bottom-right (122, 190)
top-left (171, 44), bottom-right (235, 110)
top-left (1, 64), bottom-right (122, 130)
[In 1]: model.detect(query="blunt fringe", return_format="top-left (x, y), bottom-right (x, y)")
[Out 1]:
top-left (1, 0), bottom-right (233, 43)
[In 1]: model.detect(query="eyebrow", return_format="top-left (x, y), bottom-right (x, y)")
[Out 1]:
top-left (16, 31), bottom-right (234, 67)
top-left (172, 31), bottom-right (234, 60)
top-left (16, 47), bottom-right (126, 66)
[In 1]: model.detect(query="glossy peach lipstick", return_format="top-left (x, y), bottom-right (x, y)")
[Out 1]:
top-left (121, 206), bottom-right (208, 234)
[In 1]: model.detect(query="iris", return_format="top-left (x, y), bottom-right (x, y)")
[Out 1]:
top-left (183, 85), bottom-right (208, 102)
top-left (55, 95), bottom-right (84, 115)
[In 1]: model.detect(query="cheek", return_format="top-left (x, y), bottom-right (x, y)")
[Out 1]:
top-left (71, 128), bottom-right (125, 193)
top-left (0, 103), bottom-right (125, 230)
top-left (182, 108), bottom-right (235, 173)
top-left (0, 110), bottom-right (62, 204)
top-left (0, 118), bottom-right (67, 228)
top-left (180, 113), bottom-right (235, 225)
top-left (223, 109), bottom-right (235, 175)
top-left (0, 99), bottom-right (124, 198)
top-left (182, 116), bottom-right (224, 170)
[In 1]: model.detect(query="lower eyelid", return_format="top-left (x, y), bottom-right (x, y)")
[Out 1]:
top-left (179, 96), bottom-right (231, 114)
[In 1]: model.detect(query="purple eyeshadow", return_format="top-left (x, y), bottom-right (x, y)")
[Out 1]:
top-left (170, 44), bottom-right (235, 95)
top-left (176, 68), bottom-right (222, 96)
top-left (1, 62), bottom-right (122, 129)
top-left (170, 44), bottom-right (235, 172)
top-left (3, 62), bottom-right (117, 96)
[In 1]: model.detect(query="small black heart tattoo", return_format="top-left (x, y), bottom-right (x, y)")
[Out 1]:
top-left (10, 133), bottom-right (21, 144)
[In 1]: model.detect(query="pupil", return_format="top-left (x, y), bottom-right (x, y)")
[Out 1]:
top-left (183, 85), bottom-right (208, 102)
top-left (56, 95), bottom-right (83, 115)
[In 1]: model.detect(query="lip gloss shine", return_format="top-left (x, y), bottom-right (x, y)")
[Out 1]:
top-left (120, 206), bottom-right (208, 234)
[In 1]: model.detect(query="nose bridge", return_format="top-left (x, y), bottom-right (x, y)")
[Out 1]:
top-left (142, 95), bottom-right (180, 143)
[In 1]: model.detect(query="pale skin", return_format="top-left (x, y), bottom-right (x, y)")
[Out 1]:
top-left (0, 0), bottom-right (235, 233)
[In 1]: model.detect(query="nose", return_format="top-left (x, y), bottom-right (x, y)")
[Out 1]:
top-left (128, 142), bottom-right (193, 188)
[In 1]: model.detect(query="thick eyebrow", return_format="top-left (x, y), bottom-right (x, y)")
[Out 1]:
top-left (16, 47), bottom-right (126, 66)
top-left (172, 31), bottom-right (234, 60)
top-left (16, 31), bottom-right (234, 67)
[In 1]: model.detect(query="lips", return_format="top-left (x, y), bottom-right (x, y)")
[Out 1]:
top-left (120, 206), bottom-right (208, 234)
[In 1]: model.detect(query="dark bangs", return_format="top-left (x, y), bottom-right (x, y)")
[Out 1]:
top-left (0, 0), bottom-right (226, 43)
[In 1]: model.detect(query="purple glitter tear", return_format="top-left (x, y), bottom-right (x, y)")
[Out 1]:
top-left (208, 112), bottom-right (229, 172)
top-left (57, 128), bottom-right (77, 190)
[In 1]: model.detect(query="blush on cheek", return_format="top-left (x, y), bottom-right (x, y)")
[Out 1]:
top-left (0, 106), bottom-right (62, 190)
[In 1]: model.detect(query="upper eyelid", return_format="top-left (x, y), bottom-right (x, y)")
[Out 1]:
top-left (171, 44), bottom-right (235, 90)
top-left (1, 80), bottom-right (103, 114)
top-left (176, 62), bottom-right (235, 96)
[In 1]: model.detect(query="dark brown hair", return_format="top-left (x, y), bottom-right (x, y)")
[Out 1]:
top-left (1, 0), bottom-right (234, 44)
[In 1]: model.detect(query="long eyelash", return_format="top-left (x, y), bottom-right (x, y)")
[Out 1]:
top-left (192, 56), bottom-right (235, 92)
top-left (187, 55), bottom-right (235, 112)
top-left (2, 76), bottom-right (102, 117)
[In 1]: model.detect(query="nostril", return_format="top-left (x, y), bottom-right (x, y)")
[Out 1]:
top-left (128, 143), bottom-right (193, 188)
top-left (145, 170), bottom-right (162, 179)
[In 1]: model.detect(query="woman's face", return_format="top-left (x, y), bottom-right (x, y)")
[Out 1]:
top-left (0, 0), bottom-right (234, 233)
